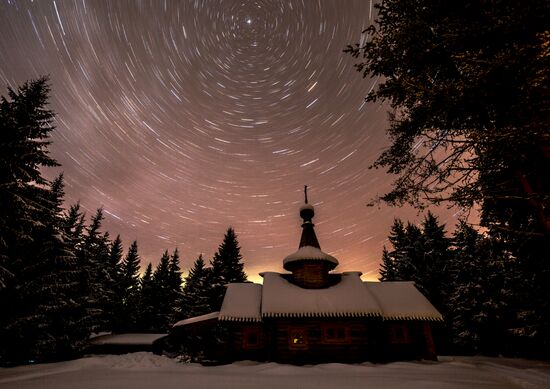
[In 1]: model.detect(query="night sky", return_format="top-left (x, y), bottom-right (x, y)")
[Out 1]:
top-left (0, 0), bottom-right (459, 281)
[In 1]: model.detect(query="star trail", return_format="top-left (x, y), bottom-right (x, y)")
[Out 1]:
top-left (0, 0), bottom-right (457, 280)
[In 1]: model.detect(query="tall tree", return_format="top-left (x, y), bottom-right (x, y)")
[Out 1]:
top-left (379, 214), bottom-right (450, 313)
top-left (106, 235), bottom-right (123, 331)
top-left (448, 221), bottom-right (512, 355)
top-left (118, 240), bottom-right (141, 332)
top-left (167, 248), bottom-right (183, 322)
top-left (0, 78), bottom-right (92, 364)
top-left (419, 212), bottom-right (452, 312)
top-left (209, 227), bottom-right (247, 311)
top-left (138, 263), bottom-right (155, 332)
top-left (151, 250), bottom-right (173, 330)
top-left (345, 0), bottom-right (550, 236)
top-left (181, 254), bottom-right (211, 319)
top-left (348, 0), bottom-right (550, 357)
top-left (79, 209), bottom-right (112, 332)
top-left (0, 77), bottom-right (58, 290)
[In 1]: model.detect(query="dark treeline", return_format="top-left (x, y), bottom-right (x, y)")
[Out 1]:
top-left (380, 212), bottom-right (548, 358)
top-left (347, 0), bottom-right (549, 360)
top-left (0, 78), bottom-right (247, 366)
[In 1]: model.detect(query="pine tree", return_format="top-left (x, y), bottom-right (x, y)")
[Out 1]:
top-left (449, 222), bottom-right (512, 354)
top-left (0, 78), bottom-right (93, 364)
top-left (209, 227), bottom-right (247, 311)
top-left (151, 250), bottom-right (172, 330)
top-left (118, 241), bottom-right (141, 332)
top-left (0, 77), bottom-right (59, 289)
top-left (418, 212), bottom-right (452, 312)
top-left (379, 246), bottom-right (397, 281)
top-left (78, 209), bottom-right (112, 333)
top-left (35, 175), bottom-right (87, 360)
top-left (107, 235), bottom-right (123, 331)
top-left (345, 1), bottom-right (550, 236)
top-left (181, 254), bottom-right (211, 319)
top-left (380, 219), bottom-right (406, 281)
top-left (379, 214), bottom-right (450, 314)
top-left (167, 248), bottom-right (183, 323)
top-left (138, 263), bottom-right (155, 332)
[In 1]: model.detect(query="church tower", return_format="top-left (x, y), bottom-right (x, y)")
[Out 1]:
top-left (283, 186), bottom-right (339, 288)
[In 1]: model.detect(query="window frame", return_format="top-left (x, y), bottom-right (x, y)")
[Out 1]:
top-left (288, 327), bottom-right (309, 349)
top-left (321, 324), bottom-right (351, 344)
top-left (389, 323), bottom-right (410, 344)
top-left (243, 327), bottom-right (262, 349)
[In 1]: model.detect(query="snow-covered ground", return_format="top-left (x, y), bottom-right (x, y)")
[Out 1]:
top-left (1, 352), bottom-right (549, 389)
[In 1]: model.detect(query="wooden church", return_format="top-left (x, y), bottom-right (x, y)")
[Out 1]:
top-left (171, 191), bottom-right (442, 364)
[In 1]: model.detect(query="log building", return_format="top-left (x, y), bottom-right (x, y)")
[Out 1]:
top-left (171, 193), bottom-right (442, 364)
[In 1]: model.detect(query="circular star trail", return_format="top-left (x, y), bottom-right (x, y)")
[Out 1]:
top-left (0, 0), bottom-right (457, 280)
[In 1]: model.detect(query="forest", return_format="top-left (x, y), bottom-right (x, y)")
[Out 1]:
top-left (1, 0), bottom-right (549, 367)
top-left (0, 80), bottom-right (247, 365)
top-left (346, 0), bottom-right (549, 359)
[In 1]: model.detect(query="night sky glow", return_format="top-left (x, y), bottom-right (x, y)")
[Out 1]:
top-left (0, 0), bottom-right (459, 280)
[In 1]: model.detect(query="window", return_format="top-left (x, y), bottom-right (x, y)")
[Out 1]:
top-left (288, 328), bottom-right (308, 349)
top-left (243, 327), bottom-right (262, 349)
top-left (389, 324), bottom-right (410, 344)
top-left (322, 325), bottom-right (350, 344)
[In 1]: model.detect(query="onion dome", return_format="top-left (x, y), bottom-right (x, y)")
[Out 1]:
top-left (283, 186), bottom-right (339, 271)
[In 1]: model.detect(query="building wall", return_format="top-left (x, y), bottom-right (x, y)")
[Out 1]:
top-left (175, 318), bottom-right (438, 364)
top-left (290, 262), bottom-right (332, 288)
top-left (223, 318), bottom-right (437, 363)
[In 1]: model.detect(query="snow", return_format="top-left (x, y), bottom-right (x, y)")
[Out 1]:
top-left (181, 274), bottom-right (441, 323)
top-left (300, 204), bottom-right (314, 212)
top-left (219, 283), bottom-right (262, 322)
top-left (1, 353), bottom-right (549, 389)
top-left (89, 333), bottom-right (167, 346)
top-left (366, 281), bottom-right (443, 321)
top-left (173, 312), bottom-right (220, 327)
top-left (261, 272), bottom-right (380, 317)
top-left (282, 246), bottom-right (339, 267)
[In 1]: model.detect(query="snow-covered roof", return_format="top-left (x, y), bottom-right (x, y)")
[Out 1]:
top-left (282, 246), bottom-right (339, 267)
top-left (261, 272), bottom-right (380, 318)
top-left (173, 311), bottom-right (220, 328)
top-left (366, 281), bottom-right (443, 321)
top-left (175, 277), bottom-right (442, 325)
top-left (219, 283), bottom-right (262, 322)
top-left (89, 333), bottom-right (167, 346)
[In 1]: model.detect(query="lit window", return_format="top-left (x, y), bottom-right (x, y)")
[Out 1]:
top-left (289, 328), bottom-right (308, 349)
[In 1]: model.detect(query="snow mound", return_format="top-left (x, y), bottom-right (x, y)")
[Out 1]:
top-left (94, 352), bottom-right (180, 370)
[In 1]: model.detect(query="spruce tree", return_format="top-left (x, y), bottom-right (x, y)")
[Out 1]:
top-left (449, 221), bottom-right (511, 354)
top-left (418, 212), bottom-right (452, 312)
top-left (379, 213), bottom-right (451, 314)
top-left (209, 227), bottom-right (247, 311)
top-left (181, 254), bottom-right (211, 319)
top-left (379, 246), bottom-right (397, 281)
top-left (35, 175), bottom-right (87, 360)
top-left (79, 209), bottom-right (112, 332)
top-left (107, 235), bottom-right (123, 331)
top-left (0, 77), bottom-right (58, 284)
top-left (138, 263), bottom-right (155, 332)
top-left (379, 219), bottom-right (407, 281)
top-left (151, 250), bottom-right (172, 330)
top-left (167, 248), bottom-right (183, 323)
top-left (0, 78), bottom-right (91, 364)
top-left (118, 241), bottom-right (141, 332)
